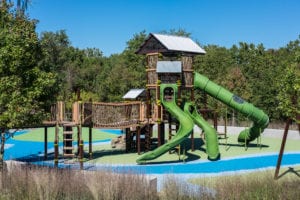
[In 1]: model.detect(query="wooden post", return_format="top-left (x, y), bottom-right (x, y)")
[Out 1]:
top-left (77, 124), bottom-right (83, 169)
top-left (191, 88), bottom-right (195, 151)
top-left (54, 124), bottom-right (59, 167)
top-left (145, 89), bottom-right (152, 151)
top-left (157, 80), bottom-right (162, 146)
top-left (137, 126), bottom-right (141, 155)
top-left (160, 122), bottom-right (165, 145)
top-left (89, 126), bottom-right (92, 159)
top-left (125, 128), bottom-right (130, 152)
top-left (77, 126), bottom-right (80, 155)
top-left (79, 139), bottom-right (84, 170)
top-left (44, 127), bottom-right (48, 160)
top-left (274, 118), bottom-right (291, 179)
top-left (213, 111), bottom-right (218, 130)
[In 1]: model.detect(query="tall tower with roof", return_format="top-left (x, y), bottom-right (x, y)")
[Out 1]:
top-left (136, 33), bottom-right (206, 152)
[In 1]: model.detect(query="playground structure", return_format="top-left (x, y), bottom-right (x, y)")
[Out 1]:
top-left (43, 33), bottom-right (270, 165)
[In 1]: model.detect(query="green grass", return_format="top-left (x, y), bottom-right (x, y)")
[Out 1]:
top-left (13, 127), bottom-right (117, 142)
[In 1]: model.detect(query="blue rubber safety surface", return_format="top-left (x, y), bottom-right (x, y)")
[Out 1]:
top-left (104, 153), bottom-right (300, 174)
top-left (3, 129), bottom-right (113, 160)
top-left (4, 129), bottom-right (300, 175)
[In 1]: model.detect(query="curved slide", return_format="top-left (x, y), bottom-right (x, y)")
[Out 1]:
top-left (194, 72), bottom-right (269, 143)
top-left (184, 102), bottom-right (220, 160)
top-left (136, 84), bottom-right (194, 164)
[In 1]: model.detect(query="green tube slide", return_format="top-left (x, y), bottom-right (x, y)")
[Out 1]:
top-left (136, 84), bottom-right (194, 164)
top-left (194, 72), bottom-right (269, 143)
top-left (184, 102), bottom-right (220, 160)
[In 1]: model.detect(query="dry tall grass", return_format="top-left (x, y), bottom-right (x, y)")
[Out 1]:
top-left (0, 162), bottom-right (157, 200)
top-left (189, 170), bottom-right (300, 200)
top-left (1, 162), bottom-right (299, 200)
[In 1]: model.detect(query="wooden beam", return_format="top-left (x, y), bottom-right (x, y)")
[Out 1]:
top-left (274, 118), bottom-right (291, 179)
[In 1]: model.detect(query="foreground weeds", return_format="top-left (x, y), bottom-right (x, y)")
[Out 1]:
top-left (1, 163), bottom-right (299, 200)
top-left (189, 170), bottom-right (300, 200)
top-left (0, 162), bottom-right (157, 200)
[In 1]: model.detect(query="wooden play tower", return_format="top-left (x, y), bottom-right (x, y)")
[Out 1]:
top-left (136, 33), bottom-right (206, 152)
top-left (42, 33), bottom-right (213, 167)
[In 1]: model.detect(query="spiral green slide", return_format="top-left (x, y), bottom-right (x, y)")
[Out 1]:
top-left (136, 73), bottom-right (269, 164)
top-left (136, 84), bottom-right (194, 164)
top-left (194, 72), bottom-right (269, 143)
top-left (184, 102), bottom-right (220, 160)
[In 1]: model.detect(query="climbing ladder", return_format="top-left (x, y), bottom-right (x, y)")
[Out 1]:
top-left (62, 123), bottom-right (76, 158)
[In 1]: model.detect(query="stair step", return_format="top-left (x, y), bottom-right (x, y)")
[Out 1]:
top-left (63, 138), bottom-right (74, 141)
top-left (63, 147), bottom-right (74, 150)
top-left (64, 153), bottom-right (75, 157)
top-left (61, 122), bottom-right (77, 127)
top-left (63, 131), bottom-right (73, 135)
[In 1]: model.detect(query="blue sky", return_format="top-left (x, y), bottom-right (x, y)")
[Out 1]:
top-left (26, 0), bottom-right (300, 56)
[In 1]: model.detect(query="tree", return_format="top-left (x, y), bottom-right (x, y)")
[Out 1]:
top-left (0, 2), bottom-right (56, 165)
top-left (277, 59), bottom-right (300, 122)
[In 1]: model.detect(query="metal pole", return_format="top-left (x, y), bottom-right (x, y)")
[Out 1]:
top-left (274, 118), bottom-right (291, 179)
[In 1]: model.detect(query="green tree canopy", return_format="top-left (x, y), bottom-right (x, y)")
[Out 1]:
top-left (0, 2), bottom-right (56, 129)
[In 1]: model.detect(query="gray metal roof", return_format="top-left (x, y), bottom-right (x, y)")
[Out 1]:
top-left (136, 33), bottom-right (206, 55)
top-left (122, 89), bottom-right (145, 99)
top-left (152, 33), bottom-right (206, 54)
top-left (157, 61), bottom-right (182, 73)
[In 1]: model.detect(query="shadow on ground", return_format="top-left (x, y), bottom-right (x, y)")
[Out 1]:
top-left (277, 167), bottom-right (300, 179)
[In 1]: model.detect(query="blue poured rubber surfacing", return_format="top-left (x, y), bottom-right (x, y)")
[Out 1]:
top-left (4, 129), bottom-right (300, 174)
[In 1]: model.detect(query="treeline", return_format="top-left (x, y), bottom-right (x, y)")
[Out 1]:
top-left (41, 30), bottom-right (299, 122)
top-left (194, 41), bottom-right (300, 122)
top-left (1, 1), bottom-right (299, 127)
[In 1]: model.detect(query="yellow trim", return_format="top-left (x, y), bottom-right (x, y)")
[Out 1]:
top-left (156, 99), bottom-right (161, 106)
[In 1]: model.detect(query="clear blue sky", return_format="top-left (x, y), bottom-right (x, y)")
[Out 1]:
top-left (26, 0), bottom-right (300, 56)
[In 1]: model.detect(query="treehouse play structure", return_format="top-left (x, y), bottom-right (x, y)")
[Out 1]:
top-left (44, 33), bottom-right (269, 165)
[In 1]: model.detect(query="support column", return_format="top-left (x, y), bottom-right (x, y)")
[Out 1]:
top-left (157, 80), bottom-right (162, 146)
top-left (137, 126), bottom-right (141, 155)
top-left (125, 128), bottom-right (130, 152)
top-left (89, 126), bottom-right (92, 159)
top-left (145, 88), bottom-right (152, 151)
top-left (54, 124), bottom-right (59, 167)
top-left (159, 122), bottom-right (165, 145)
top-left (79, 139), bottom-right (83, 170)
top-left (44, 127), bottom-right (48, 160)
top-left (191, 88), bottom-right (195, 151)
top-left (77, 127), bottom-right (80, 155)
top-left (78, 125), bottom-right (84, 170)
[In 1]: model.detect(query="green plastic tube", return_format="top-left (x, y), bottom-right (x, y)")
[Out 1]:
top-left (194, 72), bottom-right (269, 143)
